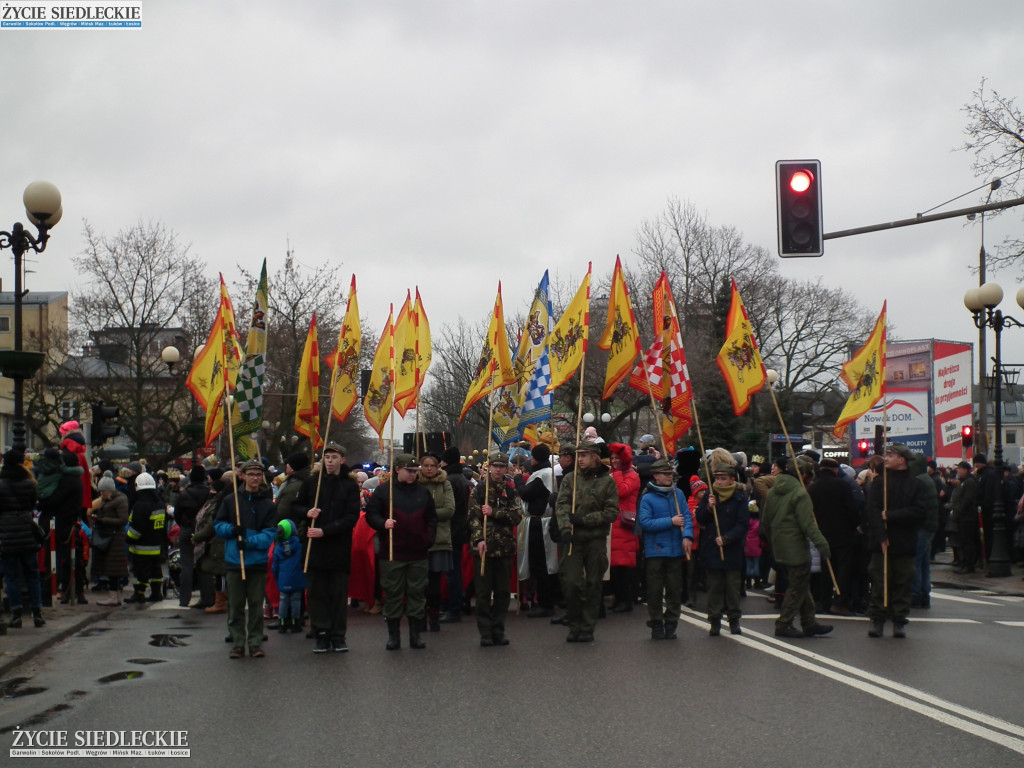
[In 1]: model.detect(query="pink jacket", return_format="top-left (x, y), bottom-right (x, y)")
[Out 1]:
top-left (745, 517), bottom-right (762, 557)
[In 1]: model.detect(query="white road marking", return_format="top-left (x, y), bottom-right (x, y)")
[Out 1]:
top-left (677, 612), bottom-right (1024, 755)
top-left (995, 621), bottom-right (1024, 627)
top-left (740, 612), bottom-right (978, 624)
top-left (930, 592), bottom-right (1001, 606)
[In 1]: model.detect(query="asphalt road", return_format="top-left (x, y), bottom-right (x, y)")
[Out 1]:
top-left (2, 587), bottom-right (1023, 768)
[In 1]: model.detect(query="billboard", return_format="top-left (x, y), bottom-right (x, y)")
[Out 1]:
top-left (851, 339), bottom-right (973, 466)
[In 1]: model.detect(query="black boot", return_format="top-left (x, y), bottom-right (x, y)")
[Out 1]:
top-left (409, 617), bottom-right (426, 650)
top-left (427, 609), bottom-right (441, 632)
top-left (125, 584), bottom-right (148, 604)
top-left (709, 618), bottom-right (721, 637)
top-left (437, 609), bottom-right (461, 623)
top-left (663, 622), bottom-right (678, 639)
top-left (650, 620), bottom-right (665, 640)
top-left (9, 610), bottom-right (22, 629)
top-left (386, 619), bottom-right (402, 651)
top-left (278, 618), bottom-right (290, 634)
top-left (32, 608), bottom-right (45, 628)
top-left (147, 582), bottom-right (164, 602)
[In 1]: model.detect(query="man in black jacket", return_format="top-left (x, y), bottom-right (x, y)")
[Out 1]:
top-left (173, 466), bottom-right (210, 608)
top-left (439, 447), bottom-right (470, 623)
top-left (294, 442), bottom-right (360, 653)
top-left (366, 454), bottom-right (437, 651)
top-left (864, 443), bottom-right (928, 638)
top-left (808, 458), bottom-right (859, 615)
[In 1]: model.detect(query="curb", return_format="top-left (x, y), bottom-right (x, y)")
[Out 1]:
top-left (0, 608), bottom-right (117, 679)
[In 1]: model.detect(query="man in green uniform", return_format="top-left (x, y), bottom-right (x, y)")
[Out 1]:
top-left (555, 441), bottom-right (619, 643)
top-left (470, 453), bottom-right (522, 646)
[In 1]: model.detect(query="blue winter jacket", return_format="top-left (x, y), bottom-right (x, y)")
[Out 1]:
top-left (639, 483), bottom-right (693, 559)
top-left (214, 487), bottom-right (277, 570)
top-left (271, 535), bottom-right (307, 592)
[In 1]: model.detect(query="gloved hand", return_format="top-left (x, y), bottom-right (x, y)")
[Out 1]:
top-left (230, 525), bottom-right (244, 539)
top-left (560, 532), bottom-right (574, 546)
top-left (236, 535), bottom-right (248, 551)
top-left (568, 513), bottom-right (584, 526)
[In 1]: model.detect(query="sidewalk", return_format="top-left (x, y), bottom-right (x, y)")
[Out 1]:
top-left (0, 589), bottom-right (134, 678)
top-left (928, 550), bottom-right (1024, 597)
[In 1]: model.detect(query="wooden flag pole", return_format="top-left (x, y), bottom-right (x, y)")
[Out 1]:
top-left (303, 359), bottom-right (343, 574)
top-left (882, 403), bottom-right (889, 608)
top-left (567, 353), bottom-right (587, 557)
top-left (764, 375), bottom-right (840, 597)
top-left (642, 376), bottom-right (693, 561)
top-left (688, 398), bottom-right (723, 561)
top-left (223, 391), bottom-right (245, 581)
top-left (482, 365), bottom-right (497, 576)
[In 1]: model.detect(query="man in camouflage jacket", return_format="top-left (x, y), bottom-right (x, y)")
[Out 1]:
top-left (470, 453), bottom-right (523, 646)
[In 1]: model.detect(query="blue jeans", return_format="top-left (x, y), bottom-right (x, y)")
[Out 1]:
top-left (911, 528), bottom-right (932, 604)
top-left (278, 590), bottom-right (302, 621)
top-left (2, 551), bottom-right (43, 612)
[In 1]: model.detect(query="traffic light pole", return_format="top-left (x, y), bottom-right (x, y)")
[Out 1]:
top-left (823, 196), bottom-right (1024, 241)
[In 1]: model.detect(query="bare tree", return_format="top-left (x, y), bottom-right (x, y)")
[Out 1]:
top-left (65, 221), bottom-right (215, 462)
top-left (961, 79), bottom-right (1024, 271)
top-left (233, 250), bottom-right (377, 463)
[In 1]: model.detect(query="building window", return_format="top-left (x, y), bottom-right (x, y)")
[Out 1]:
top-left (0, 317), bottom-right (10, 332)
top-left (1006, 431), bottom-right (1018, 446)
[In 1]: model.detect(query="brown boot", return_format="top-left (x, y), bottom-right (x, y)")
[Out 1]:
top-left (205, 591), bottom-right (228, 614)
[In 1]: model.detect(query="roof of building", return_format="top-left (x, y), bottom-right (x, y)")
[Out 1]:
top-left (0, 291), bottom-right (68, 305)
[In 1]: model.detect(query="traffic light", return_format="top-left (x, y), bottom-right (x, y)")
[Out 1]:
top-left (91, 401), bottom-right (121, 446)
top-left (776, 159), bottom-right (824, 257)
top-left (961, 424), bottom-right (974, 448)
top-left (857, 439), bottom-right (869, 458)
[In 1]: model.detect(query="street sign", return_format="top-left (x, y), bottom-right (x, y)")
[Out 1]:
top-left (770, 433), bottom-right (805, 443)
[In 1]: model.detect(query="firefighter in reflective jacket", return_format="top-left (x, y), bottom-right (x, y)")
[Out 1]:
top-left (126, 472), bottom-right (167, 603)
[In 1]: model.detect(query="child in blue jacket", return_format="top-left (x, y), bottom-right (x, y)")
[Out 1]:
top-left (638, 459), bottom-right (693, 640)
top-left (271, 519), bottom-right (306, 633)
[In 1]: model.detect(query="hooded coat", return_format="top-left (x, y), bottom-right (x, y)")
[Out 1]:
top-left (419, 468), bottom-right (455, 552)
top-left (761, 473), bottom-right (831, 567)
top-left (0, 460), bottom-right (40, 555)
top-left (609, 443), bottom-right (640, 568)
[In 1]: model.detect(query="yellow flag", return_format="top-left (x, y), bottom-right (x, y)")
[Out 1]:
top-left (598, 255), bottom-right (641, 400)
top-left (364, 306), bottom-right (395, 440)
top-left (413, 287), bottom-right (431, 395)
top-left (186, 275), bottom-right (242, 446)
top-left (393, 291), bottom-right (417, 417)
top-left (326, 275), bottom-right (361, 422)
top-left (546, 265), bottom-right (591, 394)
top-left (294, 313), bottom-right (321, 450)
top-left (833, 302), bottom-right (887, 440)
top-left (460, 284), bottom-right (515, 422)
top-left (715, 278), bottom-right (766, 416)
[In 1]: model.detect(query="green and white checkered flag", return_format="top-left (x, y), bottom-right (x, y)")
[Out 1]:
top-left (231, 260), bottom-right (269, 460)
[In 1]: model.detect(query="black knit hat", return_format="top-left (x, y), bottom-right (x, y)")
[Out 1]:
top-left (531, 444), bottom-right (551, 465)
top-left (286, 452), bottom-right (310, 472)
top-left (441, 447), bottom-right (461, 466)
top-left (189, 465), bottom-right (207, 483)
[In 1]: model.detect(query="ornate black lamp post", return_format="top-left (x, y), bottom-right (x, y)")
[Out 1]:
top-left (0, 182), bottom-right (62, 452)
top-left (963, 281), bottom-right (1023, 578)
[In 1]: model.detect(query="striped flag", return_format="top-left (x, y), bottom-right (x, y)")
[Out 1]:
top-left (231, 259), bottom-right (269, 460)
top-left (492, 271), bottom-right (553, 446)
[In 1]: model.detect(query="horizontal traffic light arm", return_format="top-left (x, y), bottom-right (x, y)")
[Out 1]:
top-left (824, 195), bottom-right (1024, 241)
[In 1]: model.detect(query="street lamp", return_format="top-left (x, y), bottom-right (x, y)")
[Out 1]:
top-left (969, 178), bottom-right (1003, 456)
top-left (0, 182), bottom-right (63, 452)
top-left (162, 344), bottom-right (204, 464)
top-left (963, 280), bottom-right (1023, 577)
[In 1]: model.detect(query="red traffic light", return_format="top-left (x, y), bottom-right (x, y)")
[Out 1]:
top-left (789, 170), bottom-right (813, 194)
top-left (857, 439), bottom-right (869, 457)
top-left (961, 425), bottom-right (974, 447)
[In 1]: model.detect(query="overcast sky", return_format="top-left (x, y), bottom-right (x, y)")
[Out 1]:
top-left (3, 1), bottom-right (1024, 371)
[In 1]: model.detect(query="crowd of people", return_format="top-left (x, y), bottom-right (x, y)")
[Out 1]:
top-left (3, 420), bottom-right (1022, 652)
